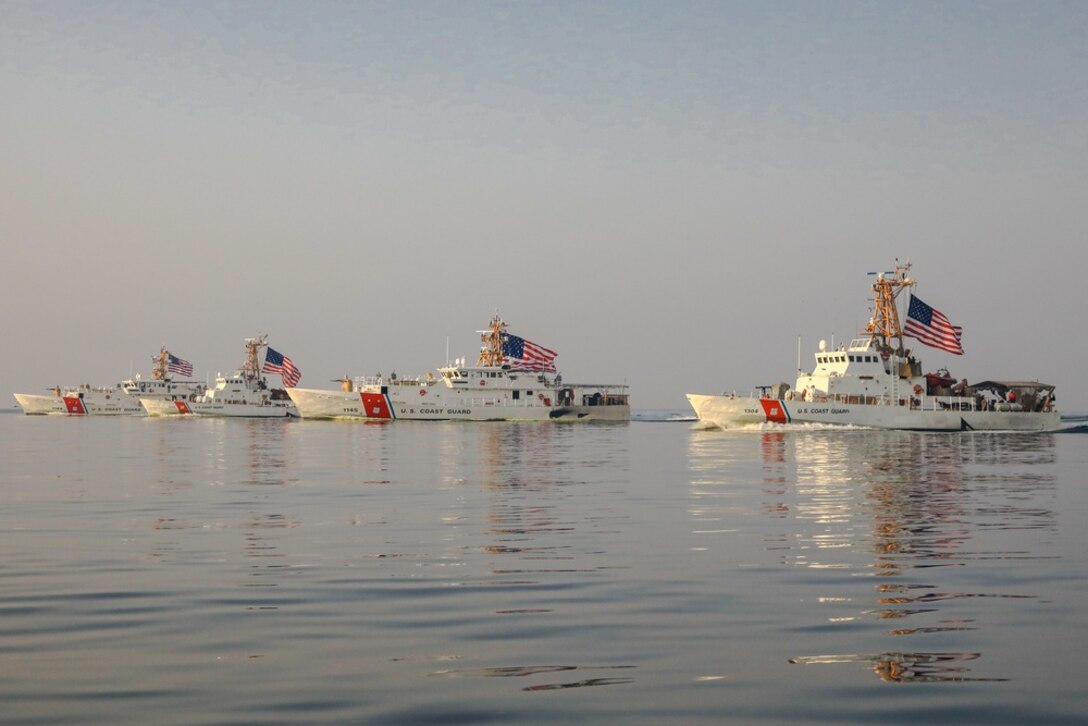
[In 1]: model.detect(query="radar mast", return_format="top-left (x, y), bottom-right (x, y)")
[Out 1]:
top-left (864, 261), bottom-right (915, 354)
top-left (477, 313), bottom-right (506, 367)
top-left (243, 334), bottom-right (269, 382)
top-left (151, 347), bottom-right (169, 380)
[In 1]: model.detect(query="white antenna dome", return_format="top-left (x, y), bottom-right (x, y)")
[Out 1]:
top-left (819, 339), bottom-right (827, 352)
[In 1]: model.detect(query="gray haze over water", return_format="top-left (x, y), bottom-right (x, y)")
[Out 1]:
top-left (3, 2), bottom-right (1086, 410)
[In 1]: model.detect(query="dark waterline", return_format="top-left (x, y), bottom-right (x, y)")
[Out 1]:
top-left (1, 414), bottom-right (1086, 724)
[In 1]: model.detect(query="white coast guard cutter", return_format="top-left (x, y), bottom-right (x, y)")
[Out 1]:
top-left (140, 335), bottom-right (298, 417)
top-left (13, 347), bottom-right (203, 415)
top-left (687, 261), bottom-right (1058, 431)
top-left (287, 314), bottom-right (630, 421)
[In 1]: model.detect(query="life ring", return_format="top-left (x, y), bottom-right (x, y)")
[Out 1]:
top-left (913, 384), bottom-right (923, 395)
top-left (480, 379), bottom-right (486, 386)
top-left (538, 393), bottom-right (544, 400)
top-left (419, 389), bottom-right (426, 396)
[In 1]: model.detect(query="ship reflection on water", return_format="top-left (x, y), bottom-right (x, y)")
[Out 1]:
top-left (688, 427), bottom-right (1058, 684)
top-left (788, 651), bottom-right (1008, 683)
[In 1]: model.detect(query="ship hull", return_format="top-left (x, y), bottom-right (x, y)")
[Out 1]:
top-left (141, 398), bottom-right (298, 418)
top-left (13, 393), bottom-right (67, 415)
top-left (61, 391), bottom-right (145, 416)
top-left (288, 386), bottom-right (630, 422)
top-left (16, 384), bottom-right (191, 416)
top-left (15, 389), bottom-right (146, 415)
top-left (285, 388), bottom-right (392, 420)
top-left (687, 394), bottom-right (1061, 432)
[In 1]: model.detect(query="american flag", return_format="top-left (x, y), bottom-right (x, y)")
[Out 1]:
top-left (167, 353), bottom-right (194, 377)
top-left (904, 294), bottom-right (964, 355)
top-left (502, 333), bottom-right (558, 372)
top-left (262, 347), bottom-right (302, 387)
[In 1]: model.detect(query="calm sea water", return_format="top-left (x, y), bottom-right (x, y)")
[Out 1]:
top-left (1, 411), bottom-right (1086, 725)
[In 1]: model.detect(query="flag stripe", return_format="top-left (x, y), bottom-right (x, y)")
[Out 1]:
top-left (167, 353), bottom-right (194, 377)
top-left (262, 347), bottom-right (302, 387)
top-left (904, 294), bottom-right (964, 355)
top-left (502, 333), bottom-right (558, 372)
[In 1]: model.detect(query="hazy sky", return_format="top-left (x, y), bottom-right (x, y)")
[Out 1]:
top-left (3, 1), bottom-right (1086, 411)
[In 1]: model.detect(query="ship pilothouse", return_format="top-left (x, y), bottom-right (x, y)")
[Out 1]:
top-left (794, 336), bottom-right (924, 407)
top-left (791, 265), bottom-right (938, 408)
top-left (122, 347), bottom-right (204, 402)
top-left (438, 362), bottom-right (559, 407)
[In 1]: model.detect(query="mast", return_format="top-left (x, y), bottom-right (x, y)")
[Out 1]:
top-left (243, 334), bottom-right (269, 382)
top-left (151, 346), bottom-right (169, 380)
top-left (864, 261), bottom-right (915, 354)
top-left (476, 313), bottom-right (506, 367)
